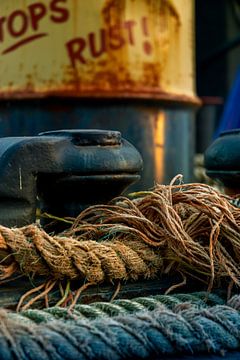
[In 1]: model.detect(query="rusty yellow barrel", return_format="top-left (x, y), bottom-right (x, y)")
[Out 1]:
top-left (0, 0), bottom-right (199, 189)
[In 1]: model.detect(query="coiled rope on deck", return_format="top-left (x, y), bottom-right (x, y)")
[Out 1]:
top-left (0, 176), bottom-right (240, 302)
top-left (2, 297), bottom-right (240, 359)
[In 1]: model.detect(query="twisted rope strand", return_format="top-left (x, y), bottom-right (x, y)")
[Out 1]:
top-left (7, 292), bottom-right (225, 324)
top-left (0, 224), bottom-right (162, 284)
top-left (2, 298), bottom-right (240, 359)
top-left (0, 179), bottom-right (240, 295)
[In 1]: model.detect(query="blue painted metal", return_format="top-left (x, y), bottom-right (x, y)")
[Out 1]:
top-left (215, 68), bottom-right (240, 138)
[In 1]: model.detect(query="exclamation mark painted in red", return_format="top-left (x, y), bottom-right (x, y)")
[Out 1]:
top-left (142, 17), bottom-right (153, 55)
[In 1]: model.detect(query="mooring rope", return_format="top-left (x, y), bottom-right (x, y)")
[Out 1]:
top-left (0, 224), bottom-right (163, 283)
top-left (0, 176), bottom-right (240, 309)
top-left (1, 298), bottom-right (240, 359)
top-left (8, 292), bottom-right (225, 324)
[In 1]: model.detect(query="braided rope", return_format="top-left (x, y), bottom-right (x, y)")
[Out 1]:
top-left (1, 297), bottom-right (240, 359)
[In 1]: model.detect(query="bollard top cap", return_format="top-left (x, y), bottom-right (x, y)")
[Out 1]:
top-left (39, 129), bottom-right (122, 146)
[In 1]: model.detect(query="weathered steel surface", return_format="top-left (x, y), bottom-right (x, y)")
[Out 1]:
top-left (0, 100), bottom-right (195, 188)
top-left (0, 130), bottom-right (142, 227)
top-left (205, 129), bottom-right (240, 193)
top-left (0, 0), bottom-right (199, 104)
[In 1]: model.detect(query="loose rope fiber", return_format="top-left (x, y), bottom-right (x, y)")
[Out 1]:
top-left (0, 175), bottom-right (240, 307)
top-left (1, 297), bottom-right (240, 359)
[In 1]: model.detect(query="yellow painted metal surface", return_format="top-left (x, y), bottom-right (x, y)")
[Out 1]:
top-left (0, 0), bottom-right (198, 103)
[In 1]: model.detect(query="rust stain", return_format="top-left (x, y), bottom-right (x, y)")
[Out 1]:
top-left (165, 0), bottom-right (181, 27)
top-left (98, 0), bottom-right (181, 93)
top-left (142, 63), bottom-right (161, 88)
top-left (102, 0), bottom-right (125, 25)
top-left (0, 85), bottom-right (201, 107)
top-left (101, 0), bottom-right (128, 78)
top-left (0, 0), bottom-right (196, 104)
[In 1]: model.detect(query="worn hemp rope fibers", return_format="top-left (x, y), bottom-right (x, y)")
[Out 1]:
top-left (0, 175), bottom-right (240, 299)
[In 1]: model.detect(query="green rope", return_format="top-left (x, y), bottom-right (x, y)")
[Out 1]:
top-left (3, 298), bottom-right (240, 359)
top-left (9, 291), bottom-right (226, 324)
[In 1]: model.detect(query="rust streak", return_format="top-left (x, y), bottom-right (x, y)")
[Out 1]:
top-left (165, 0), bottom-right (181, 26)
top-left (0, 87), bottom-right (201, 106)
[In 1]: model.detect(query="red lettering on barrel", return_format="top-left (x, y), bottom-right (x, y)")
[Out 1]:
top-left (66, 38), bottom-right (87, 66)
top-left (0, 17), bottom-right (6, 42)
top-left (50, 0), bottom-right (69, 23)
top-left (8, 10), bottom-right (28, 37)
top-left (89, 29), bottom-right (107, 58)
top-left (28, 3), bottom-right (47, 31)
top-left (109, 25), bottom-right (125, 50)
top-left (123, 20), bottom-right (136, 45)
